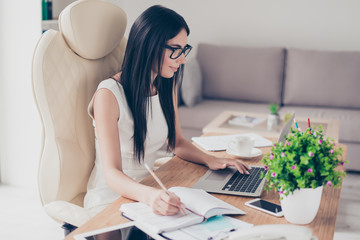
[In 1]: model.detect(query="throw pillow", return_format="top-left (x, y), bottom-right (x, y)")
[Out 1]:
top-left (181, 58), bottom-right (202, 107)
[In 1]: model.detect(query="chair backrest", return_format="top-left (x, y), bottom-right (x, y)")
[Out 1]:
top-left (32, 0), bottom-right (127, 207)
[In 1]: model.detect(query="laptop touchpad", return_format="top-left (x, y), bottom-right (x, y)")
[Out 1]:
top-left (205, 169), bottom-right (233, 181)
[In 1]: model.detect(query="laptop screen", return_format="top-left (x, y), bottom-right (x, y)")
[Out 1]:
top-left (278, 112), bottom-right (295, 144)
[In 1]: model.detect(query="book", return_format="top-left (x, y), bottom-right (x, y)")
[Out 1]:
top-left (228, 115), bottom-right (266, 128)
top-left (191, 133), bottom-right (272, 151)
top-left (119, 187), bottom-right (245, 233)
top-left (42, 0), bottom-right (53, 20)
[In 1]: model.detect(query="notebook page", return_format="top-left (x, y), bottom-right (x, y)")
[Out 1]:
top-left (120, 202), bottom-right (202, 233)
top-left (169, 187), bottom-right (245, 219)
top-left (192, 133), bottom-right (272, 151)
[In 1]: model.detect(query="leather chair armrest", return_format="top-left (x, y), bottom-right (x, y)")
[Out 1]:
top-left (44, 201), bottom-right (91, 227)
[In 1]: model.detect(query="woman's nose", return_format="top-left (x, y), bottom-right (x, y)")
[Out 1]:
top-left (177, 53), bottom-right (187, 64)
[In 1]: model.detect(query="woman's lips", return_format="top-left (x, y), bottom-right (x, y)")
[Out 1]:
top-left (170, 67), bottom-right (178, 72)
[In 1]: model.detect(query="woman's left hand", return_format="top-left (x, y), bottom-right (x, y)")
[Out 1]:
top-left (206, 156), bottom-right (252, 174)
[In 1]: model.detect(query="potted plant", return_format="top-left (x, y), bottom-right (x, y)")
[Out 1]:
top-left (261, 126), bottom-right (346, 224)
top-left (267, 103), bottom-right (280, 130)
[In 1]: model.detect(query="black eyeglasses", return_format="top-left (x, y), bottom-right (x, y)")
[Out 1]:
top-left (165, 44), bottom-right (192, 59)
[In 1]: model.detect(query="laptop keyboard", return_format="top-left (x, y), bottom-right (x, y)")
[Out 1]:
top-left (221, 167), bottom-right (267, 193)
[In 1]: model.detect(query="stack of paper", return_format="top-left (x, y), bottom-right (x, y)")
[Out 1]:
top-left (191, 133), bottom-right (272, 151)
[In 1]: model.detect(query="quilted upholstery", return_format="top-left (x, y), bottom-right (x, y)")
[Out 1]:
top-left (32, 0), bottom-right (127, 225)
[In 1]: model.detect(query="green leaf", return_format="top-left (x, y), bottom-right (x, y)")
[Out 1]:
top-left (300, 156), bottom-right (309, 165)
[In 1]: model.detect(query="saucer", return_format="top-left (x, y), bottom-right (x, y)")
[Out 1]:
top-left (226, 147), bottom-right (263, 159)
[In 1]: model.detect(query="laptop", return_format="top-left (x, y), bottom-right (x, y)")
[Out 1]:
top-left (192, 112), bottom-right (295, 197)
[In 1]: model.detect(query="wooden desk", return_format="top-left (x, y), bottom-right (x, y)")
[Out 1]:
top-left (66, 144), bottom-right (346, 240)
top-left (203, 111), bottom-right (340, 142)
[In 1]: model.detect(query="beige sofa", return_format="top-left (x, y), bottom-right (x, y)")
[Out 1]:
top-left (178, 43), bottom-right (360, 171)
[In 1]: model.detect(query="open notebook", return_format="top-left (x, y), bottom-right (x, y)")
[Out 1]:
top-left (119, 187), bottom-right (245, 233)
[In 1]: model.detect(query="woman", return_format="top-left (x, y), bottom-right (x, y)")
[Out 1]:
top-left (84, 5), bottom-right (250, 216)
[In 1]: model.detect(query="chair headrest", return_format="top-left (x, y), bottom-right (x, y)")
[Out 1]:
top-left (59, 0), bottom-right (127, 60)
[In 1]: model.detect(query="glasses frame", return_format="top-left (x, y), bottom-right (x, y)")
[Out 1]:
top-left (165, 44), bottom-right (193, 59)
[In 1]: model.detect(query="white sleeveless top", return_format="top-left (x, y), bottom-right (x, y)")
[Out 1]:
top-left (84, 79), bottom-right (168, 214)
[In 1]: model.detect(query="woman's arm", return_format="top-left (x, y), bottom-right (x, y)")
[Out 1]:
top-left (172, 88), bottom-right (251, 174)
top-left (93, 88), bottom-right (182, 215)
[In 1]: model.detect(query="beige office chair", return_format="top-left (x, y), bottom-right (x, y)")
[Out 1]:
top-left (32, 0), bottom-right (127, 232)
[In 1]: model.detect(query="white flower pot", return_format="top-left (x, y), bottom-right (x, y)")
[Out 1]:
top-left (280, 186), bottom-right (323, 224)
top-left (267, 114), bottom-right (280, 130)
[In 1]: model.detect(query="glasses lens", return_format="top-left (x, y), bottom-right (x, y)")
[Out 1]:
top-left (184, 46), bottom-right (192, 57)
top-left (168, 45), bottom-right (192, 59)
top-left (172, 48), bottom-right (182, 59)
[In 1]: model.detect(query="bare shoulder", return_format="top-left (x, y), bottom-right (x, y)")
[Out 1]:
top-left (93, 88), bottom-right (120, 120)
top-left (112, 72), bottom-right (122, 82)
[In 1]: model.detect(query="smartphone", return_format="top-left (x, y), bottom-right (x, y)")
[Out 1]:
top-left (245, 198), bottom-right (283, 217)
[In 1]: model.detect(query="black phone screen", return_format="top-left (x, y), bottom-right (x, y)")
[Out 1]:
top-left (250, 199), bottom-right (282, 213)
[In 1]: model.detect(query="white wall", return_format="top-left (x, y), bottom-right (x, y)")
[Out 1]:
top-left (52, 0), bottom-right (76, 18)
top-left (52, 0), bottom-right (122, 18)
top-left (0, 0), bottom-right (42, 187)
top-left (0, 0), bottom-right (4, 183)
top-left (118, 0), bottom-right (360, 52)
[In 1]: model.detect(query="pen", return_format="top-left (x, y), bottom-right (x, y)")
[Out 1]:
top-left (293, 118), bottom-right (302, 133)
top-left (144, 163), bottom-right (187, 215)
top-left (293, 118), bottom-right (299, 130)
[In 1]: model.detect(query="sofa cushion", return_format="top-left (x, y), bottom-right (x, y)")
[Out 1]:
top-left (178, 99), bottom-right (270, 130)
top-left (181, 127), bottom-right (203, 141)
top-left (279, 106), bottom-right (360, 143)
top-left (340, 141), bottom-right (360, 171)
top-left (197, 44), bottom-right (285, 104)
top-left (181, 58), bottom-right (202, 107)
top-left (283, 48), bottom-right (360, 109)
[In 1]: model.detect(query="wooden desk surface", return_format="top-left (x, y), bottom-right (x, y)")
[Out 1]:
top-left (66, 143), bottom-right (347, 240)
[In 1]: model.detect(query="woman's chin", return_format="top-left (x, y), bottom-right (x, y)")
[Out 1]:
top-left (161, 72), bottom-right (175, 78)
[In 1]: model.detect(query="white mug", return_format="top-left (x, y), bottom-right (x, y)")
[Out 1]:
top-left (228, 136), bottom-right (255, 156)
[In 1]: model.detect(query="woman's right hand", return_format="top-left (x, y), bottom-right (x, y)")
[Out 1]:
top-left (149, 189), bottom-right (183, 216)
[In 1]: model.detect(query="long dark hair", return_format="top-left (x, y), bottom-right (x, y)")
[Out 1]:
top-left (120, 5), bottom-right (190, 163)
